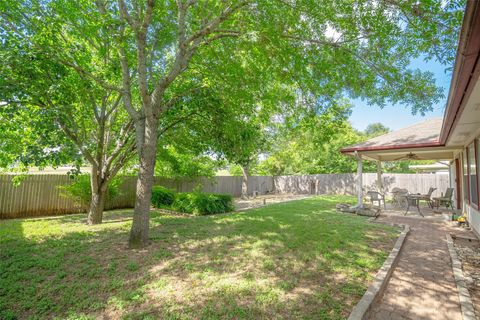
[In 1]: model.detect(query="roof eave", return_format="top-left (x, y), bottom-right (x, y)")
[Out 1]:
top-left (340, 142), bottom-right (442, 154)
top-left (439, 0), bottom-right (480, 144)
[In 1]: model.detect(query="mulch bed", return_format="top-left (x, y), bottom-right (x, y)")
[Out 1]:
top-left (452, 235), bottom-right (480, 319)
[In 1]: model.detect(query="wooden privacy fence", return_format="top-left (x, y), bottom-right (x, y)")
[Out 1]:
top-left (0, 175), bottom-right (273, 219)
top-left (0, 173), bottom-right (450, 218)
top-left (0, 175), bottom-right (137, 219)
top-left (154, 176), bottom-right (274, 197)
top-left (274, 173), bottom-right (450, 198)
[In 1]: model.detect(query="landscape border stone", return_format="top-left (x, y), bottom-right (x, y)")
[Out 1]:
top-left (446, 233), bottom-right (477, 320)
top-left (348, 223), bottom-right (410, 320)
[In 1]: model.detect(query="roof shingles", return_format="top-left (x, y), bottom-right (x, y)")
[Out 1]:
top-left (341, 118), bottom-right (443, 153)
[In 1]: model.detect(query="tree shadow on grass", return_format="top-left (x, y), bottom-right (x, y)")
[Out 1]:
top-left (0, 196), bottom-right (399, 320)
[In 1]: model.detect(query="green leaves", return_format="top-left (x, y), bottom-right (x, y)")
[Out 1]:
top-left (255, 103), bottom-right (375, 175)
top-left (364, 123), bottom-right (390, 138)
top-left (58, 175), bottom-right (121, 210)
top-left (154, 145), bottom-right (219, 179)
top-left (0, 0), bottom-right (464, 176)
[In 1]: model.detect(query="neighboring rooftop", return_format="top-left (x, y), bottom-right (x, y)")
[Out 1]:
top-left (408, 163), bottom-right (449, 173)
top-left (342, 117), bottom-right (442, 153)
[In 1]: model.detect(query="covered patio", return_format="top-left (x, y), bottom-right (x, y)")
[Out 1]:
top-left (382, 201), bottom-right (453, 219)
top-left (339, 2), bottom-right (480, 318)
top-left (340, 119), bottom-right (475, 320)
top-left (341, 117), bottom-right (460, 215)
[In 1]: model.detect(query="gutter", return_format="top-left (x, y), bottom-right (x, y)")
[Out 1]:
top-left (439, 0), bottom-right (480, 145)
top-left (340, 142), bottom-right (442, 154)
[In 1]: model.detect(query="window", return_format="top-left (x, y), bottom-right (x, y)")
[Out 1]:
top-left (467, 142), bottom-right (478, 207)
top-left (463, 149), bottom-right (469, 201)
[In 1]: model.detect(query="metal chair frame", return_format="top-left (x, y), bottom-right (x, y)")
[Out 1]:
top-left (366, 191), bottom-right (387, 209)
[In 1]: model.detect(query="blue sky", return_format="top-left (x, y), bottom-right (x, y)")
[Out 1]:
top-left (349, 57), bottom-right (453, 131)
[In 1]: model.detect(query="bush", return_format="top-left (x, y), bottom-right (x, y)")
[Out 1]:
top-left (151, 186), bottom-right (176, 208)
top-left (172, 191), bottom-right (234, 215)
top-left (58, 175), bottom-right (121, 210)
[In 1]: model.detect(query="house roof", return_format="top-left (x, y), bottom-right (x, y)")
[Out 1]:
top-left (341, 118), bottom-right (442, 153)
top-left (408, 163), bottom-right (449, 172)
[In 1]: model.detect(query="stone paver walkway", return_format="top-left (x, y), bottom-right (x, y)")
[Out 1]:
top-left (368, 211), bottom-right (474, 320)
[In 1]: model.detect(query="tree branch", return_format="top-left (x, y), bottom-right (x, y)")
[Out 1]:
top-left (117, 23), bottom-right (142, 122)
top-left (162, 85), bottom-right (204, 111)
top-left (118, 0), bottom-right (138, 30)
top-left (108, 139), bottom-right (136, 179)
top-left (60, 59), bottom-right (123, 92)
top-left (186, 1), bottom-right (248, 49)
top-left (158, 110), bottom-right (200, 137)
top-left (57, 119), bottom-right (97, 166)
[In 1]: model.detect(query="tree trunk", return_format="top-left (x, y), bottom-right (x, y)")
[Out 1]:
top-left (241, 165), bottom-right (249, 199)
top-left (87, 165), bottom-right (108, 225)
top-left (129, 116), bottom-right (158, 248)
top-left (87, 184), bottom-right (107, 224)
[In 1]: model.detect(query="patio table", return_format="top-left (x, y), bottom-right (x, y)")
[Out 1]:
top-left (404, 194), bottom-right (425, 217)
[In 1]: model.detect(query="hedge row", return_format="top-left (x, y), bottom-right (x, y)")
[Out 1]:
top-left (151, 186), bottom-right (234, 215)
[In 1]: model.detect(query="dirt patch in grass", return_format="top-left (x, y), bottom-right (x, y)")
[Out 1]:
top-left (234, 193), bottom-right (313, 211)
top-left (0, 195), bottom-right (400, 320)
top-left (453, 236), bottom-right (480, 318)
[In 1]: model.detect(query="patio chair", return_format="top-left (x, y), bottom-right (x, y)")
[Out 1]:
top-left (391, 188), bottom-right (409, 208)
top-left (404, 194), bottom-right (424, 217)
top-left (420, 187), bottom-right (437, 208)
top-left (432, 188), bottom-right (454, 210)
top-left (366, 191), bottom-right (386, 209)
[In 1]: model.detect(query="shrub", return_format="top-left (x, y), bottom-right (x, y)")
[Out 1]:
top-left (172, 191), bottom-right (234, 215)
top-left (58, 175), bottom-right (121, 210)
top-left (151, 186), bottom-right (176, 208)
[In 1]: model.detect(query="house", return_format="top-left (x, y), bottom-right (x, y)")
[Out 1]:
top-left (408, 163), bottom-right (449, 174)
top-left (341, 0), bottom-right (480, 236)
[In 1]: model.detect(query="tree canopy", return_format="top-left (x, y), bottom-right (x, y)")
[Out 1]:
top-left (0, 0), bottom-right (465, 246)
top-left (364, 123), bottom-right (391, 137)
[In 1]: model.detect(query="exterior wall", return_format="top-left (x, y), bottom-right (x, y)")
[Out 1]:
top-left (466, 204), bottom-right (480, 237)
top-left (456, 135), bottom-right (480, 237)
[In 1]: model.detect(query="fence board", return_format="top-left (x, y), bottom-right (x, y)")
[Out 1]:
top-left (0, 173), bottom-right (449, 219)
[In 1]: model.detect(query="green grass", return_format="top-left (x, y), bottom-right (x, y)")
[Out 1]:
top-left (0, 195), bottom-right (399, 320)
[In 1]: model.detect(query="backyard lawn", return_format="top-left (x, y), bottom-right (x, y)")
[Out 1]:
top-left (0, 195), bottom-right (399, 320)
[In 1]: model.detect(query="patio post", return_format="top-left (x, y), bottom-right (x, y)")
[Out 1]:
top-left (376, 160), bottom-right (383, 192)
top-left (354, 152), bottom-right (363, 208)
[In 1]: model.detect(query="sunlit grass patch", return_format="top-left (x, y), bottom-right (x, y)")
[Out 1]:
top-left (0, 195), bottom-right (399, 319)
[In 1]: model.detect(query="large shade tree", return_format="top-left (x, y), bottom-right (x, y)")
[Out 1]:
top-left (0, 45), bottom-right (136, 224)
top-left (364, 123), bottom-right (390, 137)
top-left (211, 115), bottom-right (268, 199)
top-left (256, 100), bottom-right (363, 175)
top-left (1, 0), bottom-right (464, 247)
